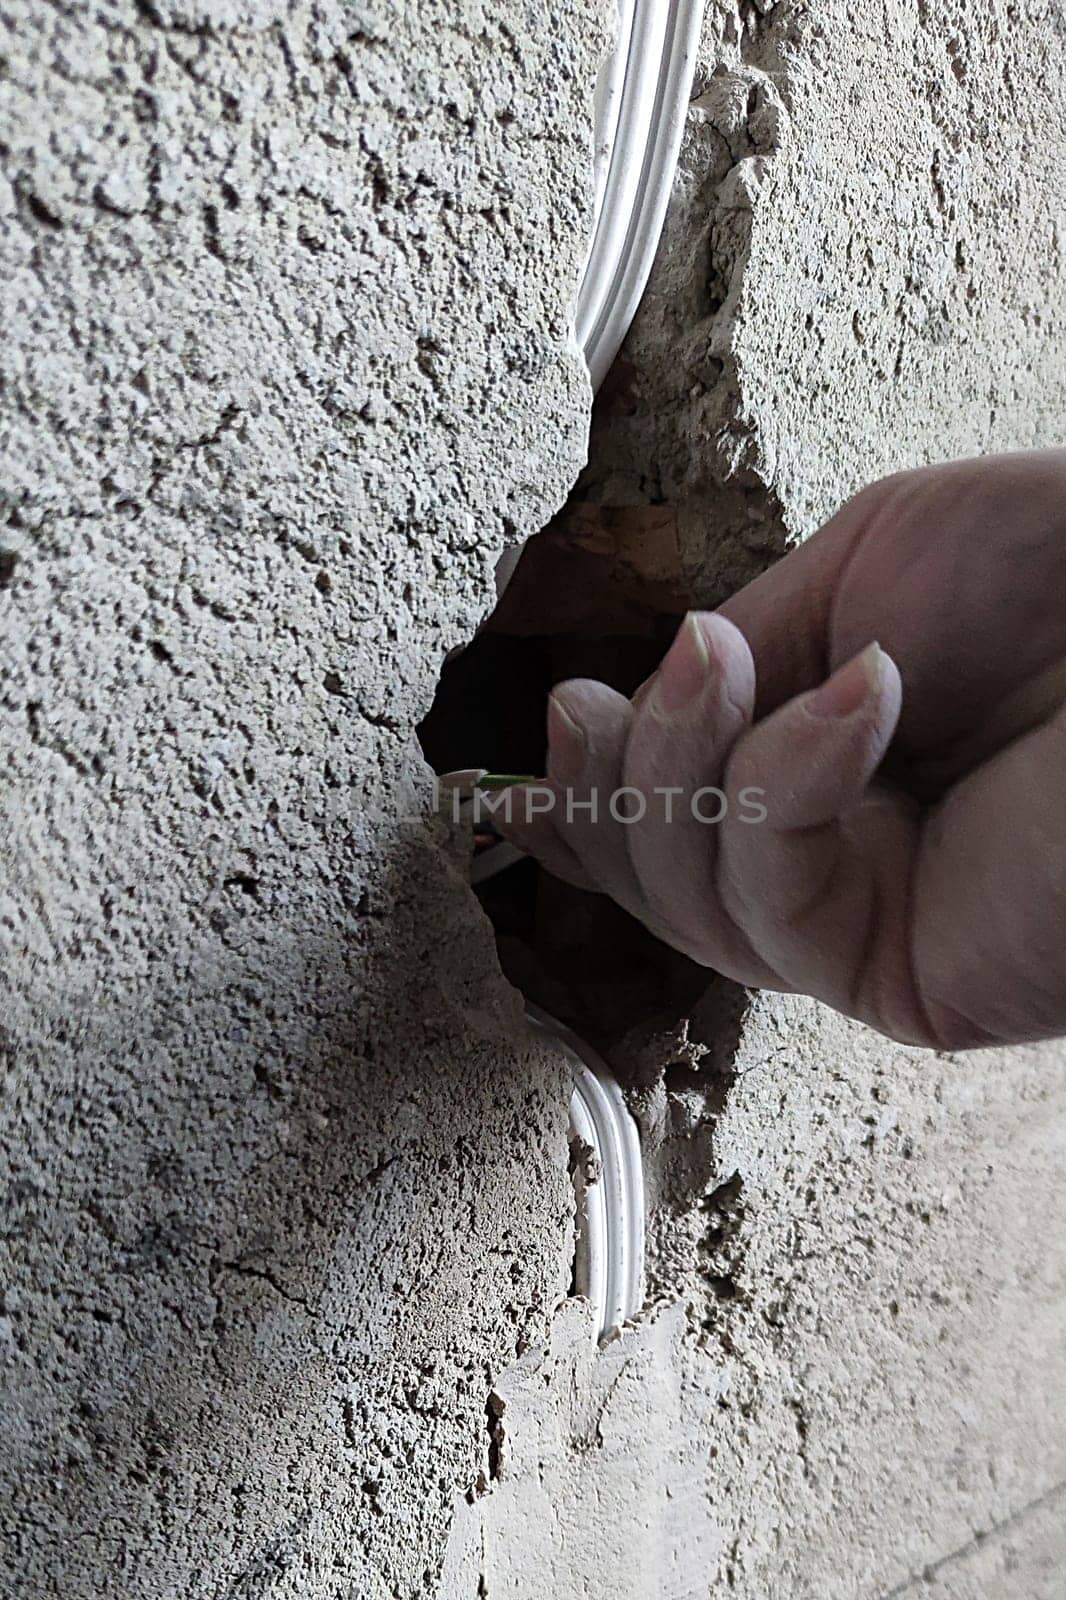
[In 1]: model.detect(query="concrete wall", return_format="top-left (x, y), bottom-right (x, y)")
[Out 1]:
top-left (2, 3), bottom-right (1064, 1600)
top-left (0, 2), bottom-right (604, 1594)
top-left (461, 0), bottom-right (1066, 1594)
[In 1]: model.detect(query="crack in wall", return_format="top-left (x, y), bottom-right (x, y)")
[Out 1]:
top-left (879, 1479), bottom-right (1066, 1598)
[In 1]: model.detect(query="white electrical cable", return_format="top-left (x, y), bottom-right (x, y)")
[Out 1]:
top-left (452, 786), bottom-right (527, 884)
top-left (577, 0), bottom-right (704, 391)
top-left (567, 1082), bottom-right (608, 1326)
top-left (590, 0), bottom-right (637, 227)
top-left (527, 1004), bottom-right (645, 1339)
top-left (495, 0), bottom-right (704, 597)
top-left (459, 2), bottom-right (701, 1335)
top-left (469, 838), bottom-right (524, 884)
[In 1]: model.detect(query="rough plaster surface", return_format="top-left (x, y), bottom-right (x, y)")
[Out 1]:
top-left (0, 1), bottom-right (607, 1594)
top-left (585, 0), bottom-right (1066, 578)
top-left (472, 1007), bottom-right (1066, 1596)
top-left (3, 1), bottom-right (1066, 1598)
top-left (453, 0), bottom-right (1066, 1594)
top-left (891, 1483), bottom-right (1066, 1599)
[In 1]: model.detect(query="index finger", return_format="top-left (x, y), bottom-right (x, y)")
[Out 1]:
top-left (717, 487), bottom-right (876, 717)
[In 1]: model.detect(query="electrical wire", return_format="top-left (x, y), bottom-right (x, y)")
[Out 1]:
top-left (527, 1005), bottom-right (645, 1338)
top-left (492, 0), bottom-right (704, 599)
top-left (577, 0), bottom-right (704, 389)
top-left (455, 1), bottom-right (705, 1337)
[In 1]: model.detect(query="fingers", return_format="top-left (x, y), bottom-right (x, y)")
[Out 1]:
top-left (717, 486), bottom-right (879, 715)
top-left (491, 628), bottom-right (909, 1040)
top-left (910, 698), bottom-right (1066, 1046)
top-left (542, 679), bottom-right (647, 918)
top-left (492, 680), bottom-right (648, 913)
top-left (716, 642), bottom-right (905, 1002)
top-left (622, 613), bottom-right (756, 964)
top-left (734, 643), bottom-right (900, 828)
top-left (491, 789), bottom-right (600, 892)
top-left (722, 451), bottom-right (1066, 786)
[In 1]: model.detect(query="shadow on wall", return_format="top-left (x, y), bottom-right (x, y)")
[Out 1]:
top-left (6, 813), bottom-right (575, 1594)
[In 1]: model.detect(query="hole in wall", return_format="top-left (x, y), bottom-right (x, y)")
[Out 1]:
top-left (417, 0), bottom-right (742, 1335)
top-left (417, 494), bottom-right (712, 1053)
top-left (416, 0), bottom-right (726, 1065)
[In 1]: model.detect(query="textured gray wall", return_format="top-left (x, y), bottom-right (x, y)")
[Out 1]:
top-left (2, 0), bottom-right (1065, 1598)
top-left (0, 1), bottom-right (604, 1594)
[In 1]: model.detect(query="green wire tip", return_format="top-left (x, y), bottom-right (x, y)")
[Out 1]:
top-left (478, 773), bottom-right (538, 790)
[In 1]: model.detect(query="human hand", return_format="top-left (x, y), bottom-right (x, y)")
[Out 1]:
top-left (495, 450), bottom-right (1066, 1048)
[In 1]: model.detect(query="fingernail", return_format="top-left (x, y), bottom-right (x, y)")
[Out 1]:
top-left (806, 642), bottom-right (884, 718)
top-left (649, 613), bottom-right (712, 718)
top-left (547, 690), bottom-right (586, 785)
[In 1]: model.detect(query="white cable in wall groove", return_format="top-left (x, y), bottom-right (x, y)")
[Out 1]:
top-left (474, 2), bottom-right (701, 1337)
top-left (567, 1082), bottom-right (608, 1327)
top-left (578, 0), bottom-right (704, 391)
top-left (589, 0), bottom-right (637, 229)
top-left (495, 0), bottom-right (704, 599)
top-left (576, 0), bottom-right (670, 371)
top-left (527, 1004), bottom-right (645, 1339)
